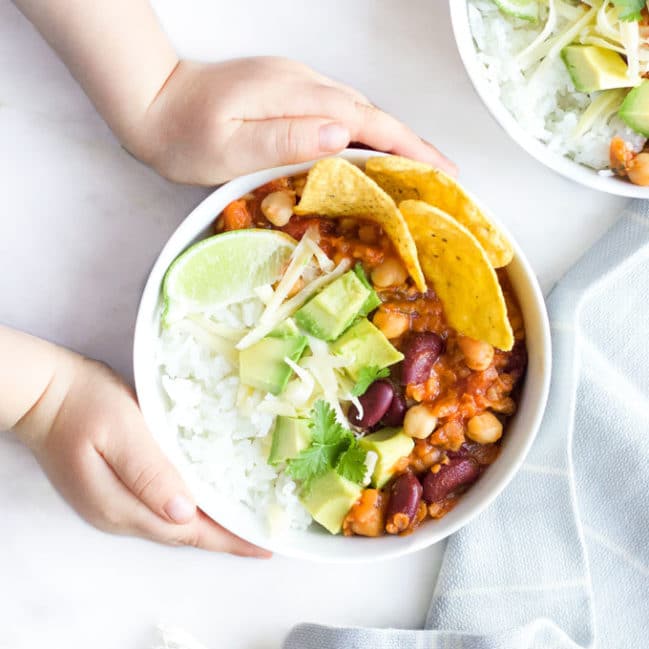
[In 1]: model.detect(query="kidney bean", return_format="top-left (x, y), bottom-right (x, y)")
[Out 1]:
top-left (422, 458), bottom-right (480, 503)
top-left (381, 391), bottom-right (407, 427)
top-left (401, 332), bottom-right (444, 385)
top-left (504, 341), bottom-right (528, 379)
top-left (385, 472), bottom-right (423, 534)
top-left (446, 444), bottom-right (470, 460)
top-left (348, 380), bottom-right (395, 429)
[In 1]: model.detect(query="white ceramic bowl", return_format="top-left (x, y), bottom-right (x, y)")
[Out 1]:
top-left (450, 1), bottom-right (648, 198)
top-left (133, 149), bottom-right (551, 562)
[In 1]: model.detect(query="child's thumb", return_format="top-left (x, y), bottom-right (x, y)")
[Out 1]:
top-left (232, 117), bottom-right (350, 170)
top-left (100, 421), bottom-right (197, 525)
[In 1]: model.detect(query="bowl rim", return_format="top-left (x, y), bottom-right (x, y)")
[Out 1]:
top-left (133, 149), bottom-right (552, 562)
top-left (449, 0), bottom-right (649, 199)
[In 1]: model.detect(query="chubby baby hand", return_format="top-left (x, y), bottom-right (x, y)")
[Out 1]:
top-left (21, 355), bottom-right (268, 557)
top-left (133, 57), bottom-right (456, 185)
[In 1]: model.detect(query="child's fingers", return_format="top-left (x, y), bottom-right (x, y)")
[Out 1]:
top-left (155, 510), bottom-right (272, 558)
top-left (81, 448), bottom-right (270, 557)
top-left (128, 498), bottom-right (271, 557)
top-left (227, 116), bottom-right (351, 171)
top-left (95, 415), bottom-right (198, 525)
top-left (230, 85), bottom-right (456, 176)
top-left (346, 102), bottom-right (458, 177)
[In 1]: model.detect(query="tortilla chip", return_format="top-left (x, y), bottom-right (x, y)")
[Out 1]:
top-left (365, 156), bottom-right (513, 268)
top-left (295, 158), bottom-right (426, 292)
top-left (400, 200), bottom-right (514, 350)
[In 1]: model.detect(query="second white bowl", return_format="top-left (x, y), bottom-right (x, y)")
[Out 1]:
top-left (450, 0), bottom-right (649, 198)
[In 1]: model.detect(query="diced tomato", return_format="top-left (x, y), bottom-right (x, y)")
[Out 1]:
top-left (281, 216), bottom-right (334, 240)
top-left (222, 199), bottom-right (253, 231)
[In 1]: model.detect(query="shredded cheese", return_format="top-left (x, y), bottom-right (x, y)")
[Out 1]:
top-left (301, 336), bottom-right (349, 425)
top-left (186, 314), bottom-right (242, 341)
top-left (172, 318), bottom-right (238, 364)
top-left (597, 2), bottom-right (621, 42)
top-left (620, 20), bottom-right (641, 82)
top-left (282, 357), bottom-right (315, 406)
top-left (304, 236), bottom-right (335, 272)
top-left (236, 259), bottom-right (350, 350)
top-left (362, 451), bottom-right (378, 487)
top-left (527, 6), bottom-right (597, 83)
top-left (254, 284), bottom-right (275, 305)
top-left (259, 228), bottom-right (317, 324)
top-left (517, 0), bottom-right (558, 69)
top-left (572, 88), bottom-right (627, 138)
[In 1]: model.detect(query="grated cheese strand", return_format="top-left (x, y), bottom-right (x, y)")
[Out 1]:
top-left (236, 259), bottom-right (351, 350)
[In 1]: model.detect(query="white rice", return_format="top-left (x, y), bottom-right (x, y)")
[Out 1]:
top-left (468, 0), bottom-right (646, 169)
top-left (157, 297), bottom-right (312, 532)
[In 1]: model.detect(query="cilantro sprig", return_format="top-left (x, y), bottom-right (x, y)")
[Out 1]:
top-left (351, 365), bottom-right (390, 397)
top-left (335, 444), bottom-right (369, 483)
top-left (287, 400), bottom-right (368, 488)
top-left (611, 0), bottom-right (645, 21)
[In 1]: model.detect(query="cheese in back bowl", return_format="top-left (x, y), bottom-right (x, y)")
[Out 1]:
top-left (133, 149), bottom-right (551, 562)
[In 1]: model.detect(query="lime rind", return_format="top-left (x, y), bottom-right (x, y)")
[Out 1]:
top-left (161, 229), bottom-right (296, 327)
top-left (493, 0), bottom-right (539, 22)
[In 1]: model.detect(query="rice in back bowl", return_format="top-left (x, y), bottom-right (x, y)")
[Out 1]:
top-left (468, 0), bottom-right (646, 170)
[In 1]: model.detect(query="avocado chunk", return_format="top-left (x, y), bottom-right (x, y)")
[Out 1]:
top-left (239, 334), bottom-right (307, 395)
top-left (331, 318), bottom-right (404, 381)
top-left (300, 470), bottom-right (363, 534)
top-left (561, 45), bottom-right (632, 93)
top-left (294, 271), bottom-right (370, 341)
top-left (359, 428), bottom-right (414, 488)
top-left (619, 79), bottom-right (649, 136)
top-left (268, 417), bottom-right (312, 465)
top-left (353, 263), bottom-right (382, 317)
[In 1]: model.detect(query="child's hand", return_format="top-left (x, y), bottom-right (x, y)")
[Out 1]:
top-left (14, 2), bottom-right (456, 185)
top-left (135, 57), bottom-right (457, 185)
top-left (18, 353), bottom-right (269, 558)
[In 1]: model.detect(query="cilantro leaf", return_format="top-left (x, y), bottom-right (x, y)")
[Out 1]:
top-left (611, 0), bottom-right (645, 21)
top-left (309, 400), bottom-right (347, 445)
top-left (286, 445), bottom-right (331, 483)
top-left (351, 365), bottom-right (390, 397)
top-left (287, 400), bottom-right (354, 488)
top-left (335, 442), bottom-right (368, 484)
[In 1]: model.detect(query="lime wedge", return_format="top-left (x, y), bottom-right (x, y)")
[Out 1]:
top-left (493, 0), bottom-right (539, 21)
top-left (162, 229), bottom-right (296, 326)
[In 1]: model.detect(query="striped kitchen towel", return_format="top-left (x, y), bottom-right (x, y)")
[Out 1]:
top-left (283, 202), bottom-right (649, 649)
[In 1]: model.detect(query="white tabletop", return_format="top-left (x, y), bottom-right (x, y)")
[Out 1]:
top-left (0, 1), bottom-right (627, 647)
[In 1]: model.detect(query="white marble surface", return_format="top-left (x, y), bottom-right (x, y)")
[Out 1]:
top-left (0, 1), bottom-right (627, 648)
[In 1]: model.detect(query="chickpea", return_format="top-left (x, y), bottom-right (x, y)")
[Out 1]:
top-left (457, 335), bottom-right (494, 371)
top-left (466, 412), bottom-right (503, 444)
top-left (371, 257), bottom-right (408, 288)
top-left (358, 224), bottom-right (378, 244)
top-left (403, 404), bottom-right (438, 439)
top-left (627, 153), bottom-right (649, 186)
top-left (261, 190), bottom-right (296, 227)
top-left (373, 309), bottom-right (410, 339)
